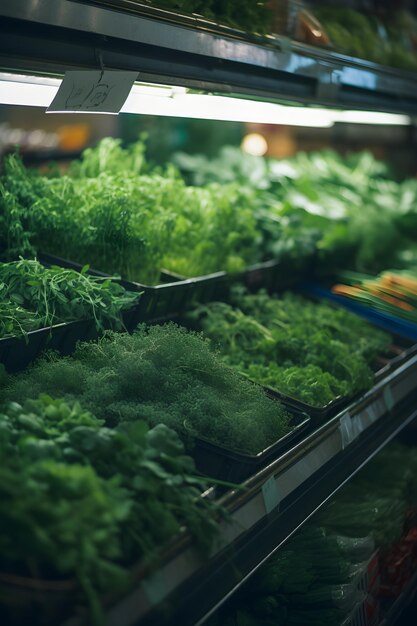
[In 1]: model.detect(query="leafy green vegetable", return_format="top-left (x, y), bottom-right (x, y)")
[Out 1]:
top-left (174, 145), bottom-right (417, 274)
top-left (0, 142), bottom-right (261, 283)
top-left (0, 258), bottom-right (139, 339)
top-left (0, 394), bottom-right (221, 623)
top-left (212, 443), bottom-right (417, 626)
top-left (0, 300), bottom-right (43, 338)
top-left (69, 136), bottom-right (147, 178)
top-left (316, 443), bottom-right (417, 547)
top-left (4, 140), bottom-right (415, 284)
top-left (145, 0), bottom-right (272, 34)
top-left (315, 7), bottom-right (417, 71)
top-left (188, 288), bottom-right (391, 407)
top-left (211, 526), bottom-right (357, 626)
top-left (1, 323), bottom-right (291, 455)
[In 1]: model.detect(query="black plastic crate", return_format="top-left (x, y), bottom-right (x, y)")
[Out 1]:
top-left (0, 571), bottom-right (76, 626)
top-left (39, 253), bottom-right (231, 323)
top-left (241, 254), bottom-right (313, 293)
top-left (0, 300), bottom-right (143, 373)
top-left (0, 320), bottom-right (96, 373)
top-left (162, 253), bottom-right (314, 298)
top-left (192, 407), bottom-right (310, 483)
top-left (261, 385), bottom-right (349, 422)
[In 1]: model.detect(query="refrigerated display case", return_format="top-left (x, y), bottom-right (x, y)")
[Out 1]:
top-left (1, 2), bottom-right (417, 625)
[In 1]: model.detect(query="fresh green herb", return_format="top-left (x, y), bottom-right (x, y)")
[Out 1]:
top-left (0, 394), bottom-right (221, 623)
top-left (0, 300), bottom-right (43, 338)
top-left (146, 0), bottom-right (272, 34)
top-left (0, 142), bottom-right (261, 283)
top-left (1, 323), bottom-right (291, 455)
top-left (174, 146), bottom-right (417, 274)
top-left (0, 258), bottom-right (139, 339)
top-left (315, 7), bottom-right (417, 71)
top-left (189, 288), bottom-right (391, 407)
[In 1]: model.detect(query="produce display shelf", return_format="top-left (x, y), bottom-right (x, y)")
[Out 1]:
top-left (64, 354), bottom-right (417, 626)
top-left (2, 0), bottom-right (417, 113)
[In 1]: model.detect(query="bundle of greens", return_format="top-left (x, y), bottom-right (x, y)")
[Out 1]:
top-left (0, 300), bottom-right (43, 339)
top-left (4, 139), bottom-right (415, 283)
top-left (189, 288), bottom-right (391, 407)
top-left (210, 527), bottom-right (361, 626)
top-left (316, 443), bottom-right (417, 547)
top-left (145, 0), bottom-right (272, 34)
top-left (0, 140), bottom-right (261, 283)
top-left (174, 145), bottom-right (417, 274)
top-left (1, 323), bottom-right (291, 455)
top-left (314, 7), bottom-right (417, 71)
top-left (0, 258), bottom-right (138, 339)
top-left (272, 150), bottom-right (417, 272)
top-left (212, 443), bottom-right (417, 626)
top-left (0, 394), bottom-right (221, 624)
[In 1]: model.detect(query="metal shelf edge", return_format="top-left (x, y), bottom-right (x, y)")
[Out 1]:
top-left (82, 355), bottom-right (417, 626)
top-left (2, 0), bottom-right (417, 111)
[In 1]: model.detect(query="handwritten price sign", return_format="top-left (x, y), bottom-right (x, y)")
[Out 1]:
top-left (47, 71), bottom-right (138, 114)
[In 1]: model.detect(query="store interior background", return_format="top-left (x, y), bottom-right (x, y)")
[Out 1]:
top-left (1, 104), bottom-right (416, 178)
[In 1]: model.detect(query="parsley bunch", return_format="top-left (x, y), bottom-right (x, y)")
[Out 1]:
top-left (0, 395), bottom-right (220, 623)
top-left (189, 289), bottom-right (391, 407)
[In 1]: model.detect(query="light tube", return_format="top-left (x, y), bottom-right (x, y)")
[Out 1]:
top-left (0, 73), bottom-right (411, 127)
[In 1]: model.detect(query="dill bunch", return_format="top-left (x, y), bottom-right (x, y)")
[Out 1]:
top-left (1, 324), bottom-right (291, 454)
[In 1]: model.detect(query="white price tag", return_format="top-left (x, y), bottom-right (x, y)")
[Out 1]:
top-left (47, 70), bottom-right (138, 114)
top-left (365, 403), bottom-right (378, 424)
top-left (383, 385), bottom-right (395, 411)
top-left (279, 36), bottom-right (292, 55)
top-left (262, 476), bottom-right (280, 514)
top-left (351, 414), bottom-right (364, 438)
top-left (339, 413), bottom-right (354, 449)
top-left (142, 571), bottom-right (167, 606)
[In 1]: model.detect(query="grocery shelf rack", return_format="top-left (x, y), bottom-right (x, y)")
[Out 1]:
top-left (63, 351), bottom-right (417, 626)
top-left (2, 2), bottom-right (417, 625)
top-left (2, 0), bottom-right (417, 112)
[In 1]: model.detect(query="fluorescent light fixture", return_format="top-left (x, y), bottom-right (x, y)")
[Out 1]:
top-left (334, 110), bottom-right (409, 125)
top-left (0, 72), bottom-right (411, 127)
top-left (122, 90), bottom-right (334, 126)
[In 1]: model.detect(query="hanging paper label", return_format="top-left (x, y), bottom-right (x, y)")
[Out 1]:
top-left (47, 70), bottom-right (138, 114)
top-left (262, 476), bottom-right (281, 514)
